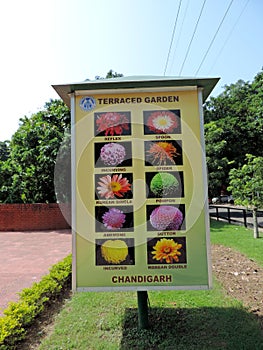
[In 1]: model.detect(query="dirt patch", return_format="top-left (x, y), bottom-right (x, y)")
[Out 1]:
top-left (212, 244), bottom-right (263, 329)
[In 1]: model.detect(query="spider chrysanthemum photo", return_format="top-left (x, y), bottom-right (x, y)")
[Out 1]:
top-left (96, 112), bottom-right (130, 136)
top-left (146, 142), bottom-right (180, 165)
top-left (151, 238), bottom-right (182, 264)
top-left (146, 111), bottom-right (178, 133)
top-left (97, 174), bottom-right (132, 199)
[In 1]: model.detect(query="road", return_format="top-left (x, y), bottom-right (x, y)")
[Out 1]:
top-left (209, 205), bottom-right (263, 229)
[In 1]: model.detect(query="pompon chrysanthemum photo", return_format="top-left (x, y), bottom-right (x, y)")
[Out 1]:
top-left (151, 238), bottom-right (183, 264)
top-left (95, 112), bottom-right (131, 136)
top-left (145, 140), bottom-right (183, 166)
top-left (150, 172), bottom-right (179, 197)
top-left (96, 173), bottom-right (132, 199)
top-left (144, 110), bottom-right (180, 134)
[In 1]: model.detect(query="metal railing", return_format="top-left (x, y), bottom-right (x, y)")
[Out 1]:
top-left (209, 205), bottom-right (263, 228)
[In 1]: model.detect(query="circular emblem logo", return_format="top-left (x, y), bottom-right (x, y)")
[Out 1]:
top-left (79, 96), bottom-right (96, 111)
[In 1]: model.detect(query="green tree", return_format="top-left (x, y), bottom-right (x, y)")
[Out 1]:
top-left (204, 121), bottom-right (229, 197)
top-left (95, 69), bottom-right (124, 80)
top-left (0, 141), bottom-right (10, 161)
top-left (105, 69), bottom-right (123, 78)
top-left (0, 141), bottom-right (12, 199)
top-left (228, 154), bottom-right (263, 238)
top-left (0, 100), bottom-right (70, 203)
top-left (204, 71), bottom-right (263, 195)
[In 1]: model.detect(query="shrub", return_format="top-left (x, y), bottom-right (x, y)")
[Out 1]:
top-left (0, 254), bottom-right (72, 349)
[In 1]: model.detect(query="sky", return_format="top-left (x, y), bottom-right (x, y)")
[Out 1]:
top-left (0, 0), bottom-right (262, 141)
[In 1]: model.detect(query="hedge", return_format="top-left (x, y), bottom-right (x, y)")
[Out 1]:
top-left (0, 254), bottom-right (72, 349)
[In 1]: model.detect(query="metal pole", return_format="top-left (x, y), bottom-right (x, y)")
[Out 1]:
top-left (227, 208), bottom-right (231, 224)
top-left (137, 291), bottom-right (149, 329)
top-left (243, 209), bottom-right (247, 227)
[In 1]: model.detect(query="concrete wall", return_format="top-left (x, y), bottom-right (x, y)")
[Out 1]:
top-left (0, 203), bottom-right (71, 231)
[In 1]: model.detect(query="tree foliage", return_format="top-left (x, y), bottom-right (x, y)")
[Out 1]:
top-left (228, 154), bottom-right (263, 238)
top-left (105, 69), bottom-right (123, 78)
top-left (0, 70), bottom-right (123, 203)
top-left (204, 71), bottom-right (263, 196)
top-left (0, 100), bottom-right (70, 203)
top-left (0, 141), bottom-right (10, 161)
top-left (95, 69), bottom-right (123, 80)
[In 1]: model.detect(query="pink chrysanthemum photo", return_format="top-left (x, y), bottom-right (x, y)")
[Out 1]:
top-left (96, 174), bottom-right (132, 199)
top-left (100, 143), bottom-right (126, 166)
top-left (146, 111), bottom-right (179, 134)
top-left (102, 208), bottom-right (126, 230)
top-left (149, 205), bottom-right (183, 231)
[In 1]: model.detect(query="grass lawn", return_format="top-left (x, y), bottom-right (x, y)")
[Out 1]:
top-left (38, 221), bottom-right (263, 350)
top-left (210, 219), bottom-right (263, 267)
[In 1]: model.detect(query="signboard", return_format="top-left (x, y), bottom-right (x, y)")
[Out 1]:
top-left (69, 82), bottom-right (214, 291)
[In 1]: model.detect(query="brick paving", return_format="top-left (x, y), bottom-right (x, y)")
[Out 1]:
top-left (0, 229), bottom-right (71, 316)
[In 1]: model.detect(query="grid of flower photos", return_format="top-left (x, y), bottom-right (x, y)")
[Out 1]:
top-left (93, 109), bottom-right (186, 267)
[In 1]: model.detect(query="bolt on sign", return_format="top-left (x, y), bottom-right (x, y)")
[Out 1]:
top-left (53, 76), bottom-right (219, 291)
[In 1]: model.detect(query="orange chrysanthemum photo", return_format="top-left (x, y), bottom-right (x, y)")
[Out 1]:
top-left (151, 238), bottom-right (183, 264)
top-left (145, 141), bottom-right (183, 166)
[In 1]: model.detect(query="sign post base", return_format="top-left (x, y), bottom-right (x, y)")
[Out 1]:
top-left (137, 291), bottom-right (149, 329)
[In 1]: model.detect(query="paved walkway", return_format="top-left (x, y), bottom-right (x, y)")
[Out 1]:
top-left (0, 229), bottom-right (71, 316)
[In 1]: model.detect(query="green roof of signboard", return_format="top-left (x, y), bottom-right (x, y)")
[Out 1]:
top-left (52, 75), bottom-right (219, 107)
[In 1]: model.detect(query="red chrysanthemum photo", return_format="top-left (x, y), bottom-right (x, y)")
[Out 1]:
top-left (96, 112), bottom-right (130, 136)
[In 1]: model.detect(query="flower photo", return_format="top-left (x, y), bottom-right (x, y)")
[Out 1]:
top-left (146, 171), bottom-right (184, 198)
top-left (100, 143), bottom-right (126, 166)
top-left (147, 237), bottom-right (186, 264)
top-left (96, 238), bottom-right (135, 265)
top-left (95, 111), bottom-right (131, 136)
top-left (95, 173), bottom-right (133, 199)
top-left (144, 110), bottom-right (181, 134)
top-left (95, 205), bottom-right (134, 232)
top-left (144, 140), bottom-right (183, 166)
top-left (94, 142), bottom-right (132, 168)
top-left (146, 204), bottom-right (185, 231)
top-left (102, 207), bottom-right (126, 230)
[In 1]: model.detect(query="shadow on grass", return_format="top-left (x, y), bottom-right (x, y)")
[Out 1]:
top-left (120, 306), bottom-right (263, 350)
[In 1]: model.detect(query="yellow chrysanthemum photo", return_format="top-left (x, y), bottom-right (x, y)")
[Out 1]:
top-left (101, 239), bottom-right (128, 264)
top-left (151, 238), bottom-right (182, 264)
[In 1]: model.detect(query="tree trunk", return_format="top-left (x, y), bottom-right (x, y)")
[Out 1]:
top-left (252, 207), bottom-right (259, 239)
